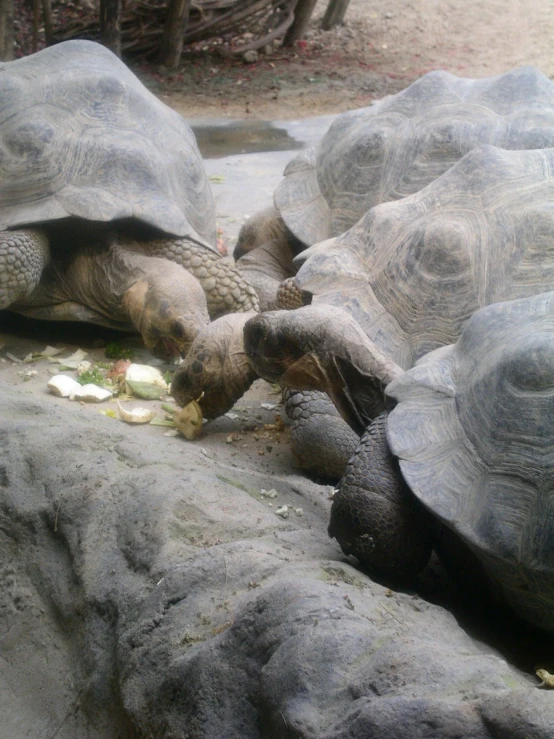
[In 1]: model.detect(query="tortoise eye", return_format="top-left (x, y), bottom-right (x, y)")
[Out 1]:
top-left (191, 360), bottom-right (204, 375)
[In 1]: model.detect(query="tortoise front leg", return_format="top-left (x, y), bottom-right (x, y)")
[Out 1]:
top-left (329, 411), bottom-right (435, 579)
top-left (284, 388), bottom-right (359, 481)
top-left (125, 236), bottom-right (259, 318)
top-left (0, 229), bottom-right (50, 309)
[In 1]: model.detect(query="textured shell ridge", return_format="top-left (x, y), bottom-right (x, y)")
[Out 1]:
top-left (274, 66), bottom-right (554, 250)
top-left (296, 145), bottom-right (554, 369)
top-left (387, 292), bottom-right (554, 591)
top-left (0, 40), bottom-right (216, 247)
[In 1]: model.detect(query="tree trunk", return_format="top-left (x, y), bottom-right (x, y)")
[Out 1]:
top-left (0, 0), bottom-right (14, 60)
top-left (158, 0), bottom-right (192, 69)
top-left (283, 0), bottom-right (318, 46)
top-left (33, 0), bottom-right (40, 52)
top-left (100, 0), bottom-right (122, 56)
top-left (321, 0), bottom-right (351, 30)
top-left (42, 0), bottom-right (54, 45)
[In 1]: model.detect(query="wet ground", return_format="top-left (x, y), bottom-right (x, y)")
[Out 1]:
top-left (195, 114), bottom-right (337, 247)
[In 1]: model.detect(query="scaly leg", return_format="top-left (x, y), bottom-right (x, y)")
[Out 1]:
top-left (122, 236), bottom-right (259, 318)
top-left (0, 229), bottom-right (50, 309)
top-left (329, 411), bottom-right (435, 579)
top-left (284, 388), bottom-right (359, 481)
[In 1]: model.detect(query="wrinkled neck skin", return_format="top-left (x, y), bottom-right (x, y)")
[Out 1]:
top-left (21, 241), bottom-right (130, 322)
top-left (244, 306), bottom-right (403, 435)
top-left (24, 239), bottom-right (178, 330)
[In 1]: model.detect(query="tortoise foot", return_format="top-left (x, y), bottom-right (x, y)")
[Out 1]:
top-left (329, 412), bottom-right (434, 579)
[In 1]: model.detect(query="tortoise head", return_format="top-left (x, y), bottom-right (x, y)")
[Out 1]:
top-left (244, 305), bottom-right (403, 434)
top-left (171, 311), bottom-right (259, 419)
top-left (123, 270), bottom-right (210, 360)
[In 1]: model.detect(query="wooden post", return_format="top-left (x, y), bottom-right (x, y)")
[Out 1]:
top-left (42, 0), bottom-right (54, 46)
top-left (100, 0), bottom-right (122, 56)
top-left (321, 0), bottom-right (352, 30)
top-left (0, 0), bottom-right (14, 59)
top-left (158, 0), bottom-right (192, 69)
top-left (33, 0), bottom-right (40, 52)
top-left (283, 0), bottom-right (318, 47)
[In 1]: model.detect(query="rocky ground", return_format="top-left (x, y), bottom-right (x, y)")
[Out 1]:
top-left (2, 1), bottom-right (554, 737)
top-left (2, 324), bottom-right (554, 738)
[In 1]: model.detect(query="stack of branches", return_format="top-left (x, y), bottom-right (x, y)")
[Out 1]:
top-left (52, 0), bottom-right (298, 58)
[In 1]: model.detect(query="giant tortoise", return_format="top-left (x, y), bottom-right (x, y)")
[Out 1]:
top-left (0, 40), bottom-right (257, 357)
top-left (227, 66), bottom-right (554, 463)
top-left (327, 291), bottom-right (554, 633)
top-left (172, 144), bottom-right (554, 423)
top-left (235, 65), bottom-right (554, 266)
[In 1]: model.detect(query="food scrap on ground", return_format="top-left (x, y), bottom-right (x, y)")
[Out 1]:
top-left (125, 363), bottom-right (169, 399)
top-left (117, 401), bottom-right (157, 424)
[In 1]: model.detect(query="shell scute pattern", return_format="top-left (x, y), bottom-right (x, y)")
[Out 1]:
top-left (296, 146), bottom-right (554, 368)
top-left (275, 66), bottom-right (554, 248)
top-left (0, 40), bottom-right (215, 246)
top-left (386, 292), bottom-right (554, 629)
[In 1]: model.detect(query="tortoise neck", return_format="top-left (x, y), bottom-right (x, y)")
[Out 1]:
top-left (44, 238), bottom-right (152, 324)
top-left (298, 311), bottom-right (405, 433)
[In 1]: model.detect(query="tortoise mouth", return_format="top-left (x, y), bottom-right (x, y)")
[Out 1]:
top-left (150, 335), bottom-right (184, 361)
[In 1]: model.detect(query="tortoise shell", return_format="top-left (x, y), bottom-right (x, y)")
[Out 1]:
top-left (294, 145), bottom-right (554, 369)
top-left (275, 66), bottom-right (554, 247)
top-left (386, 291), bottom-right (554, 631)
top-left (0, 40), bottom-right (216, 248)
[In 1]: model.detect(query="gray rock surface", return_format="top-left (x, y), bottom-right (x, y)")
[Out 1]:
top-left (2, 374), bottom-right (554, 739)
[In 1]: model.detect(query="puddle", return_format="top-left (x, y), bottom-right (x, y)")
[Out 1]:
top-left (191, 114), bottom-right (337, 159)
top-left (191, 120), bottom-right (302, 158)
top-left (191, 114), bottom-right (339, 242)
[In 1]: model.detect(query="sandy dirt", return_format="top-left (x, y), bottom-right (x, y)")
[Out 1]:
top-left (0, 315), bottom-right (300, 488)
top-left (140, 0), bottom-right (554, 120)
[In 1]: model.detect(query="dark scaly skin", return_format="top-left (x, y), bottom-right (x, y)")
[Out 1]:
top-left (0, 230), bottom-right (50, 309)
top-left (329, 412), bottom-right (435, 578)
top-left (283, 389), bottom-right (359, 482)
top-left (123, 237), bottom-right (259, 318)
top-left (276, 277), bottom-right (311, 310)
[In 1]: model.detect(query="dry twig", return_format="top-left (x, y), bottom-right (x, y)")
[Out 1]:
top-left (52, 0), bottom-right (298, 59)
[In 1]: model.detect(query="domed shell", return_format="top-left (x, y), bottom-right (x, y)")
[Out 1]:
top-left (294, 145), bottom-right (554, 370)
top-left (275, 66), bottom-right (554, 248)
top-left (386, 291), bottom-right (554, 631)
top-left (0, 40), bottom-right (216, 249)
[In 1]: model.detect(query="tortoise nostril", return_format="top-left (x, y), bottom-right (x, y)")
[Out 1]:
top-left (171, 320), bottom-right (185, 339)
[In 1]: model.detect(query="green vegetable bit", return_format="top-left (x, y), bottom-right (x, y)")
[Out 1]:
top-left (105, 342), bottom-right (134, 360)
top-left (77, 367), bottom-right (107, 386)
